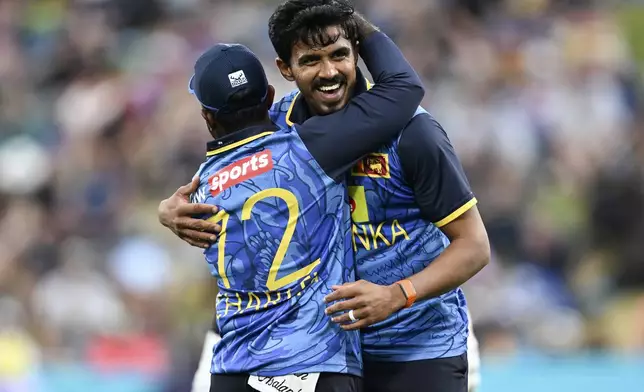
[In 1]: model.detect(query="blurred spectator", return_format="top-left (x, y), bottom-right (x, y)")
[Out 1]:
top-left (31, 238), bottom-right (127, 355)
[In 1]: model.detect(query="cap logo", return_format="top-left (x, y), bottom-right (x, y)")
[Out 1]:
top-left (228, 70), bottom-right (248, 88)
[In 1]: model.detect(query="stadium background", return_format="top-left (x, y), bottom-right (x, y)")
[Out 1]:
top-left (1, 0), bottom-right (644, 391)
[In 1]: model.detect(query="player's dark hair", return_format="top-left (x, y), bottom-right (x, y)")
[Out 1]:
top-left (268, 0), bottom-right (359, 63)
top-left (206, 87), bottom-right (269, 134)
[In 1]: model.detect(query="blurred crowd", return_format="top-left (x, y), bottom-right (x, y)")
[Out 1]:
top-left (1, 0), bottom-right (644, 390)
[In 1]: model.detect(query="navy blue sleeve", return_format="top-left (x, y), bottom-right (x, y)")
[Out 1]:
top-left (296, 31), bottom-right (425, 180)
top-left (398, 113), bottom-right (477, 227)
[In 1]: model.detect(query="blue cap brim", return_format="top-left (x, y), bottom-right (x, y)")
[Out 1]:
top-left (188, 74), bottom-right (196, 95)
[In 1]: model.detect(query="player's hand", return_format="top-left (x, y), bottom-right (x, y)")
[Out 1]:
top-left (158, 176), bottom-right (221, 249)
top-left (324, 280), bottom-right (407, 330)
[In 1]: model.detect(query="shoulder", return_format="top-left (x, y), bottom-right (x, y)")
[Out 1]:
top-left (270, 88), bottom-right (300, 114)
top-left (282, 88), bottom-right (300, 101)
top-left (397, 108), bottom-right (448, 151)
top-left (405, 106), bottom-right (439, 135)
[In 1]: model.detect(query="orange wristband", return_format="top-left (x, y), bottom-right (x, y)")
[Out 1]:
top-left (395, 279), bottom-right (417, 308)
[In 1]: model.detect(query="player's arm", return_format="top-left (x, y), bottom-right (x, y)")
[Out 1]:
top-left (325, 114), bottom-right (490, 329)
top-left (395, 114), bottom-right (490, 301)
top-left (296, 14), bottom-right (425, 179)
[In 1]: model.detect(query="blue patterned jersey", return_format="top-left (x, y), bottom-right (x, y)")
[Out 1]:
top-left (192, 124), bottom-right (361, 376)
top-left (272, 78), bottom-right (477, 362)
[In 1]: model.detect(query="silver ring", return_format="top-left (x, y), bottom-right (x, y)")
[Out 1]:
top-left (348, 309), bottom-right (358, 323)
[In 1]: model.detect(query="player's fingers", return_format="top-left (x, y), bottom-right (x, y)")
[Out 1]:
top-left (330, 308), bottom-right (367, 324)
top-left (178, 229), bottom-right (219, 243)
top-left (175, 217), bottom-right (221, 234)
top-left (341, 317), bottom-right (371, 331)
top-left (179, 235), bottom-right (210, 249)
top-left (176, 176), bottom-right (200, 195)
top-left (176, 203), bottom-right (219, 217)
top-left (325, 298), bottom-right (361, 315)
top-left (324, 285), bottom-right (361, 303)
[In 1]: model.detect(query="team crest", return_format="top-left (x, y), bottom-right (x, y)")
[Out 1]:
top-left (352, 153), bottom-right (390, 178)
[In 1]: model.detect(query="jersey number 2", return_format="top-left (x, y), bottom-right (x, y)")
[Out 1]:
top-left (208, 188), bottom-right (320, 291)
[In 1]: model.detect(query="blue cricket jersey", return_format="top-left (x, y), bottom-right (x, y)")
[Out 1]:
top-left (191, 32), bottom-right (425, 375)
top-left (271, 74), bottom-right (475, 363)
top-left (194, 125), bottom-right (360, 376)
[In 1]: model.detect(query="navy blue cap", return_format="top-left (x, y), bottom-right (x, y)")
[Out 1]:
top-left (189, 43), bottom-right (269, 113)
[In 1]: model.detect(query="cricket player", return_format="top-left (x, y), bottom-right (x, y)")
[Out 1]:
top-left (267, 2), bottom-right (490, 391)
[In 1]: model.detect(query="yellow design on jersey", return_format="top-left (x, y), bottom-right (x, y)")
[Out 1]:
top-left (348, 185), bottom-right (369, 223)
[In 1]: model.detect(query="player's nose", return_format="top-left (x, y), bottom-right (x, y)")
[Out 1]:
top-left (318, 60), bottom-right (339, 80)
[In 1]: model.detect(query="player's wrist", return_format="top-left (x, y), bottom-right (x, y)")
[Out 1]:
top-left (395, 279), bottom-right (418, 308)
top-left (388, 283), bottom-right (408, 312)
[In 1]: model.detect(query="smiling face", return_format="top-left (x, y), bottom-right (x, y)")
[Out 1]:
top-left (277, 26), bottom-right (358, 116)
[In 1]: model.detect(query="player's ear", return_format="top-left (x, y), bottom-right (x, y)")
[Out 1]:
top-left (265, 85), bottom-right (276, 108)
top-left (201, 108), bottom-right (218, 138)
top-left (201, 108), bottom-right (212, 123)
top-left (276, 57), bottom-right (294, 82)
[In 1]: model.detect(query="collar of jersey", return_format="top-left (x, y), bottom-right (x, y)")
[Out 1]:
top-left (286, 68), bottom-right (373, 126)
top-left (206, 123), bottom-right (279, 157)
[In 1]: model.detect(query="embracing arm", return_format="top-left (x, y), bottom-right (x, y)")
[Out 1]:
top-left (160, 13), bottom-right (423, 246)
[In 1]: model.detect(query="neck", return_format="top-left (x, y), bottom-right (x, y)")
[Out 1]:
top-left (304, 101), bottom-right (319, 117)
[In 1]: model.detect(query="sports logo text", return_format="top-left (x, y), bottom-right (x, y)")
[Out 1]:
top-left (209, 151), bottom-right (272, 196)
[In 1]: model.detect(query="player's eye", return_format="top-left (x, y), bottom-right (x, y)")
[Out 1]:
top-left (299, 56), bottom-right (319, 66)
top-left (332, 49), bottom-right (350, 60)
